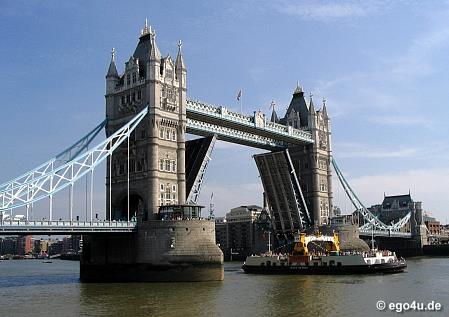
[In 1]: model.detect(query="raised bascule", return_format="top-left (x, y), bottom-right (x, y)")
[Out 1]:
top-left (0, 21), bottom-right (426, 281)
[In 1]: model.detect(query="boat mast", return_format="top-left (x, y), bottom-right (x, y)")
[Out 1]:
top-left (268, 231), bottom-right (272, 253)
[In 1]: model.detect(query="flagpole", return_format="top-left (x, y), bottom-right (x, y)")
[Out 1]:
top-left (240, 93), bottom-right (243, 114)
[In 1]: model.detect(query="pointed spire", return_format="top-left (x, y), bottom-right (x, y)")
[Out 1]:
top-left (322, 97), bottom-right (328, 117)
top-left (149, 32), bottom-right (161, 61)
top-left (106, 47), bottom-right (118, 78)
top-left (294, 81), bottom-right (303, 95)
top-left (270, 100), bottom-right (279, 123)
top-left (141, 18), bottom-right (153, 37)
top-left (309, 92), bottom-right (316, 114)
top-left (175, 39), bottom-right (186, 69)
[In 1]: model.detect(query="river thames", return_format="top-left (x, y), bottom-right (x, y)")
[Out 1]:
top-left (0, 258), bottom-right (447, 317)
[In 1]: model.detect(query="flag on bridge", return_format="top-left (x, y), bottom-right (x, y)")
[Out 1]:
top-left (237, 89), bottom-right (242, 101)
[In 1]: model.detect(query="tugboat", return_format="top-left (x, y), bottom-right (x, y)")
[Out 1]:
top-left (242, 232), bottom-right (406, 275)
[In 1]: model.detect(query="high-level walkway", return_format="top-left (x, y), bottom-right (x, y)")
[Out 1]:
top-left (186, 99), bottom-right (313, 150)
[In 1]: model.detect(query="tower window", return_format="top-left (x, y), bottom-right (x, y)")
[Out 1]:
top-left (159, 128), bottom-right (164, 138)
top-left (132, 92), bottom-right (136, 102)
top-left (160, 159), bottom-right (164, 171)
top-left (121, 96), bottom-right (126, 105)
top-left (172, 185), bottom-right (176, 192)
top-left (132, 72), bottom-right (137, 83)
top-left (127, 74), bottom-right (131, 86)
top-left (137, 90), bottom-right (142, 100)
top-left (160, 184), bottom-right (164, 192)
top-left (171, 129), bottom-right (176, 141)
top-left (165, 160), bottom-right (170, 171)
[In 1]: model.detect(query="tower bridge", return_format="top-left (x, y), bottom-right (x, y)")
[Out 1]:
top-left (0, 21), bottom-right (424, 280)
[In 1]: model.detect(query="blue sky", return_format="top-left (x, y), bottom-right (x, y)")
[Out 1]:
top-left (1, 0), bottom-right (449, 222)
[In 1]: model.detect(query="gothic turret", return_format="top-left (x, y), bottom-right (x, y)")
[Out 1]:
top-left (175, 40), bottom-right (186, 71)
top-left (308, 93), bottom-right (316, 128)
top-left (322, 97), bottom-right (328, 118)
top-left (106, 48), bottom-right (119, 95)
top-left (175, 40), bottom-right (187, 90)
top-left (270, 100), bottom-right (279, 123)
top-left (309, 93), bottom-right (316, 114)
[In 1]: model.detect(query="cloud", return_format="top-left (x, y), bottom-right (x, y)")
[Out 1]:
top-left (197, 182), bottom-right (263, 217)
top-left (366, 115), bottom-right (432, 128)
top-left (274, 1), bottom-right (374, 21)
top-left (390, 26), bottom-right (449, 79)
top-left (334, 142), bottom-right (420, 159)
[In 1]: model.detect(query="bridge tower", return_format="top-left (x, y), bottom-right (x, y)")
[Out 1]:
top-left (275, 85), bottom-right (333, 225)
top-left (105, 20), bottom-right (187, 221)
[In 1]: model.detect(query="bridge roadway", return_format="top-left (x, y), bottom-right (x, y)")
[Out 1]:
top-left (0, 220), bottom-right (137, 235)
top-left (186, 99), bottom-right (314, 150)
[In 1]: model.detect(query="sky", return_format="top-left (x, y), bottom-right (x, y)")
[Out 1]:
top-left (1, 0), bottom-right (449, 223)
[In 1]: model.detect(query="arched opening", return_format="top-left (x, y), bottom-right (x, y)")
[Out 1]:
top-left (114, 194), bottom-right (145, 221)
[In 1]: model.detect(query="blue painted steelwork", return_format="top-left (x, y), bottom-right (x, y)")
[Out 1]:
top-left (187, 118), bottom-right (286, 150)
top-left (0, 107), bottom-right (148, 212)
top-left (358, 229), bottom-right (412, 238)
top-left (0, 219), bottom-right (137, 235)
top-left (0, 119), bottom-right (107, 193)
top-left (332, 157), bottom-right (411, 232)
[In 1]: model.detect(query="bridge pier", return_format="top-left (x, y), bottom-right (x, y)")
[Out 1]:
top-left (80, 219), bottom-right (223, 282)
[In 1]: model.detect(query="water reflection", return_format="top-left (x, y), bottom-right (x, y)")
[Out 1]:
top-left (79, 280), bottom-right (224, 317)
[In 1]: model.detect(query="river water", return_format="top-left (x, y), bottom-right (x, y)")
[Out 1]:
top-left (0, 258), bottom-right (447, 317)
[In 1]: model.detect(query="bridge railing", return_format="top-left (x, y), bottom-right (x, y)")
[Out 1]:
top-left (187, 118), bottom-right (284, 149)
top-left (0, 220), bottom-right (137, 228)
top-left (358, 229), bottom-right (412, 237)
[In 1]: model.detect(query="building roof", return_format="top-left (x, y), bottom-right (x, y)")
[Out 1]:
top-left (133, 33), bottom-right (152, 63)
top-left (281, 86), bottom-right (309, 127)
top-left (382, 194), bottom-right (413, 209)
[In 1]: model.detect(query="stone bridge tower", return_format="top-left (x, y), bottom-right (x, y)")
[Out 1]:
top-left (105, 21), bottom-right (187, 221)
top-left (273, 85), bottom-right (333, 225)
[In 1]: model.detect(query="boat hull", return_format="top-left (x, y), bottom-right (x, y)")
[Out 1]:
top-left (242, 262), bottom-right (407, 275)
